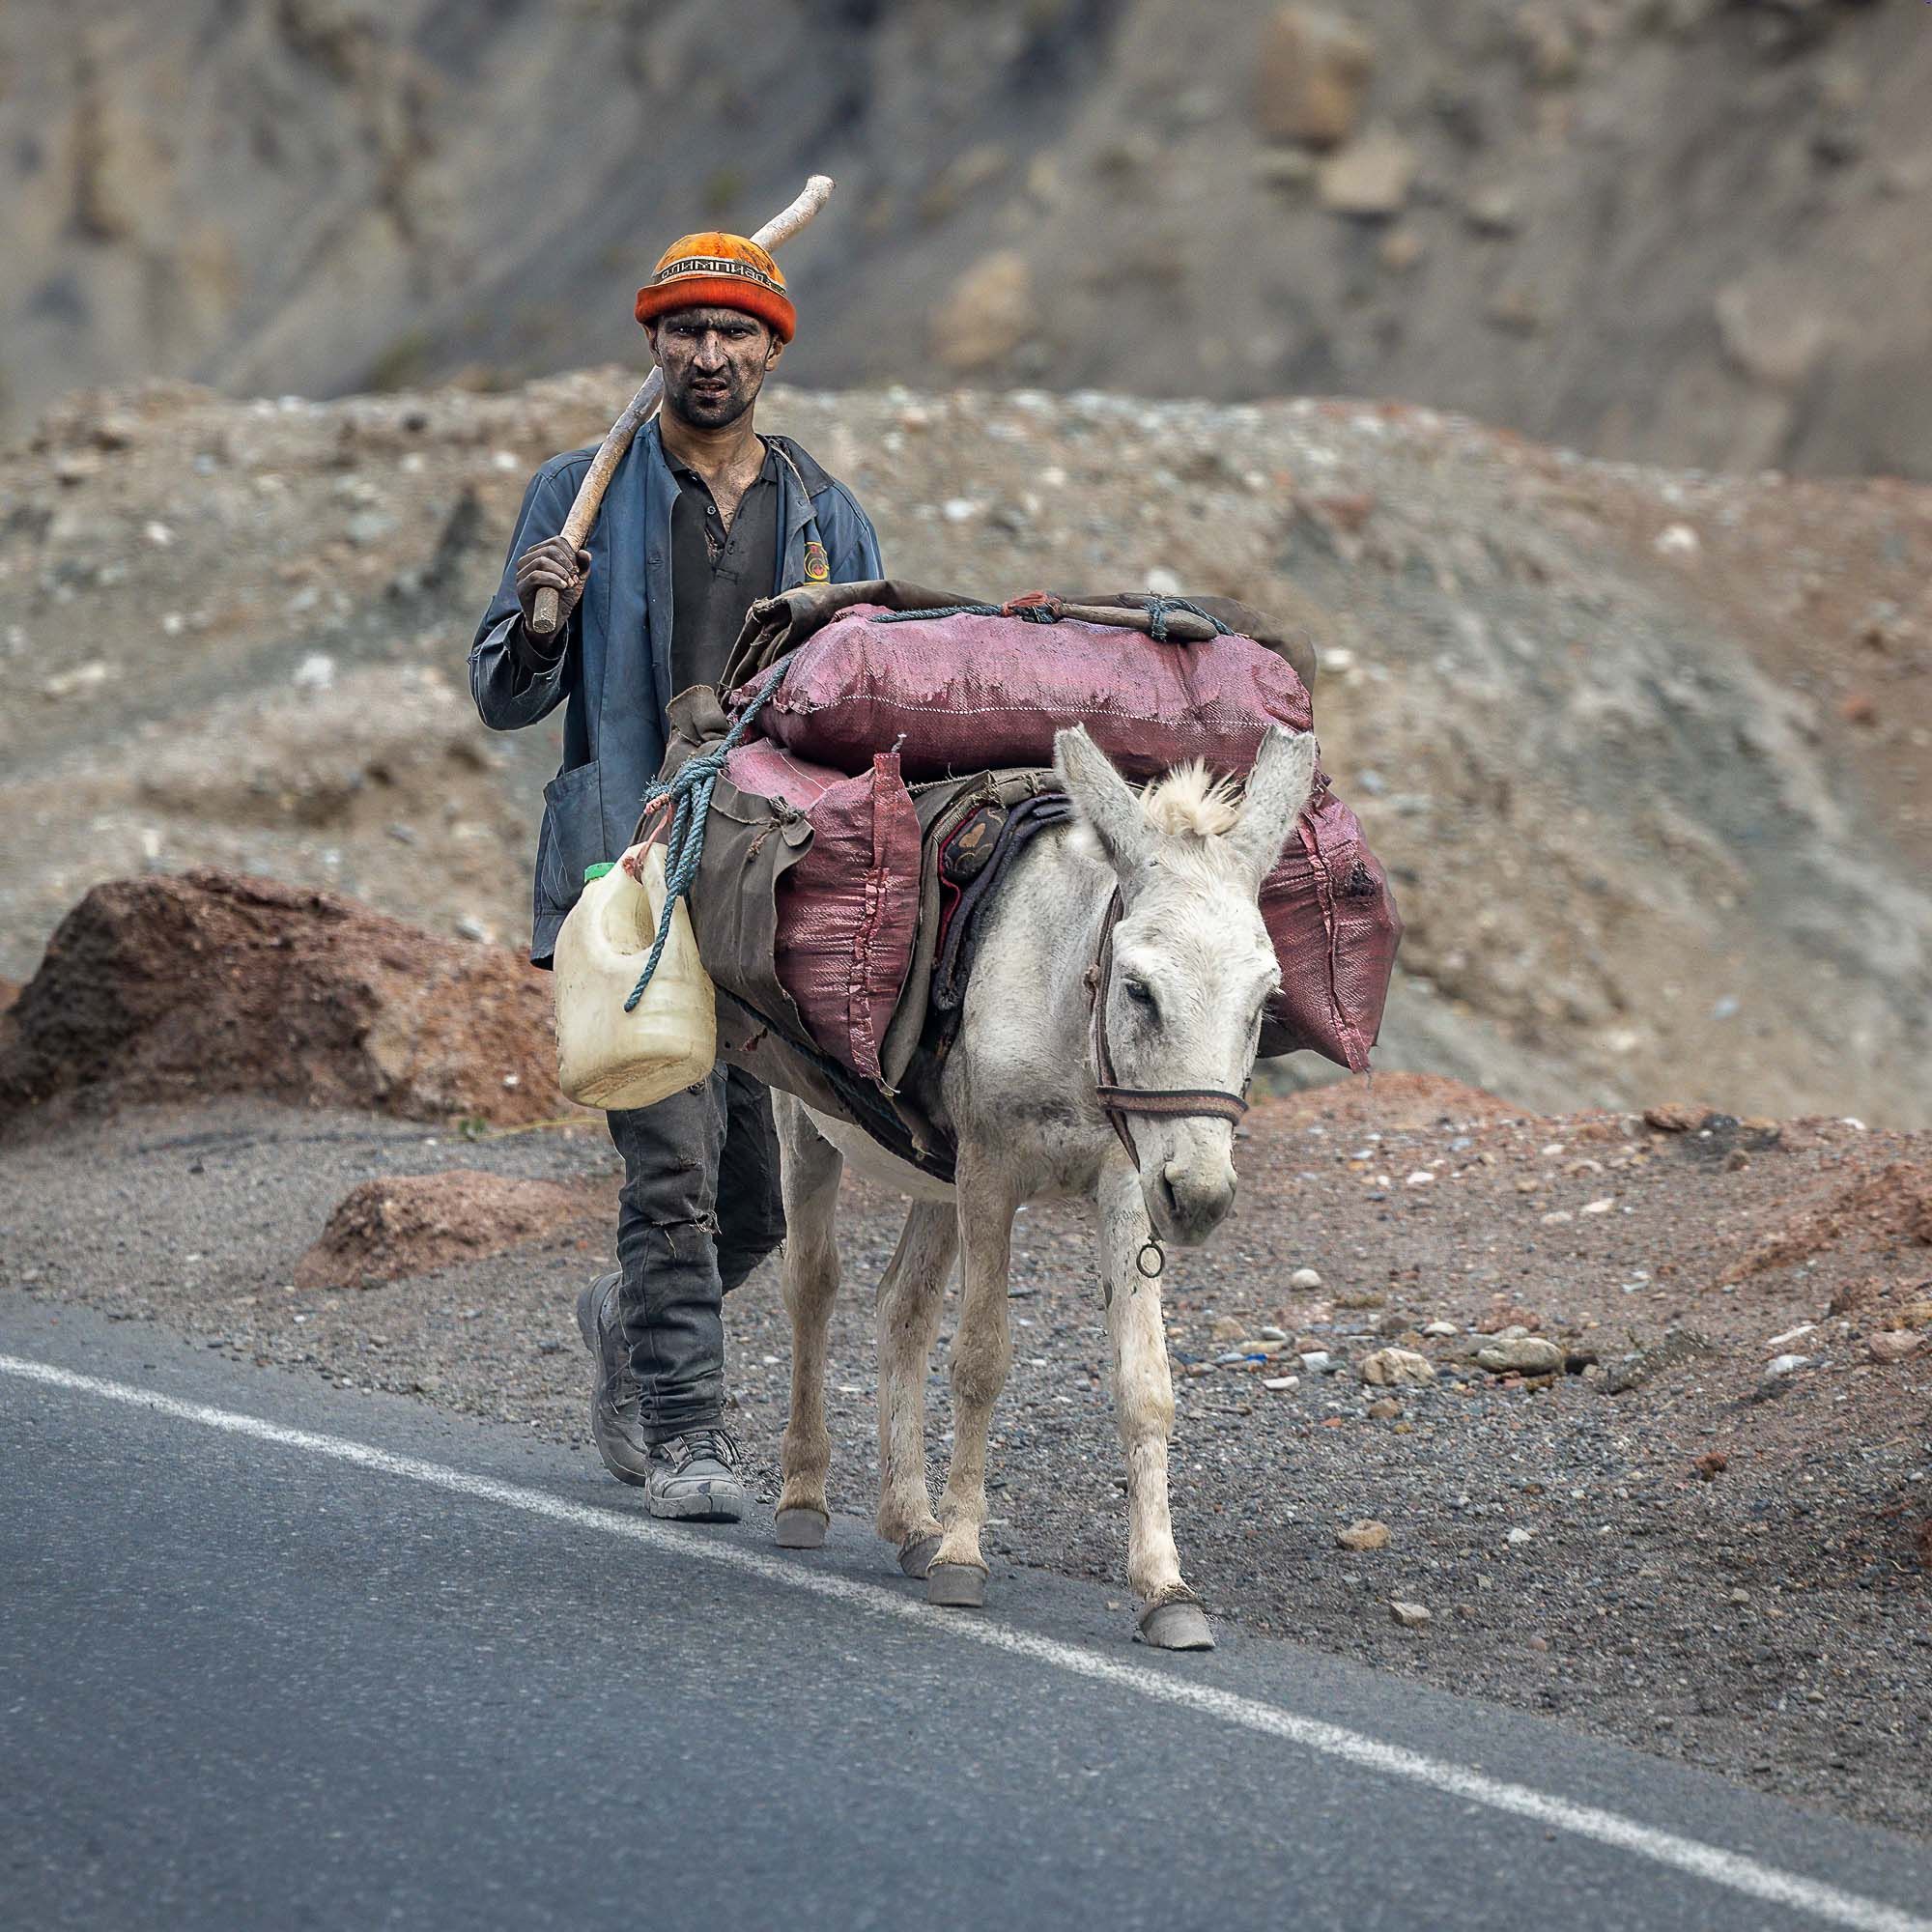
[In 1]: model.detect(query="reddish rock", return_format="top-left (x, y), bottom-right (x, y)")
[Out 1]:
top-left (1644, 1101), bottom-right (1710, 1133)
top-left (1866, 1330), bottom-right (1924, 1367)
top-left (0, 869), bottom-right (566, 1131)
top-left (295, 1170), bottom-right (601, 1291)
top-left (1692, 1451), bottom-right (1729, 1481)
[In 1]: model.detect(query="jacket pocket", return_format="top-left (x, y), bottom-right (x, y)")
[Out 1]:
top-left (535, 759), bottom-right (607, 918)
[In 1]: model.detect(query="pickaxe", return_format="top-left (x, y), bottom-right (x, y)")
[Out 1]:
top-left (527, 173), bottom-right (837, 638)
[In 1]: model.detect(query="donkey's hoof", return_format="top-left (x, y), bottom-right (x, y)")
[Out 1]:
top-left (897, 1532), bottom-right (941, 1579)
top-left (925, 1562), bottom-right (987, 1608)
top-left (1138, 1600), bottom-right (1215, 1651)
top-left (774, 1507), bottom-right (829, 1549)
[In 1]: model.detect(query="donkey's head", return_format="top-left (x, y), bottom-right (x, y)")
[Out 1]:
top-left (1054, 724), bottom-right (1318, 1246)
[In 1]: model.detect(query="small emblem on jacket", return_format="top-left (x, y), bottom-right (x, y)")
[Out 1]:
top-left (803, 540), bottom-right (830, 582)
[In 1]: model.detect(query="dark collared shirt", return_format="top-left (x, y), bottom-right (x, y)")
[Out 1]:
top-left (668, 440), bottom-right (781, 699)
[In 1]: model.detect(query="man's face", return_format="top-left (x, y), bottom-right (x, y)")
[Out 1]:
top-left (649, 306), bottom-right (781, 429)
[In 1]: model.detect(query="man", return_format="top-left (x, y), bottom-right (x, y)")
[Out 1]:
top-left (469, 231), bottom-right (883, 1521)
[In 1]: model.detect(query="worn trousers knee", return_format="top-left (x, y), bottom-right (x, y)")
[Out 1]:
top-left (607, 1066), bottom-right (785, 1439)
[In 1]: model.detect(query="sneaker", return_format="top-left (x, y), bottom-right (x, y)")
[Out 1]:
top-left (574, 1275), bottom-right (749, 1521)
top-left (640, 1427), bottom-right (748, 1522)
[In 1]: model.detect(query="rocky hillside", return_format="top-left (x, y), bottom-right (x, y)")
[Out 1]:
top-left (3, 371), bottom-right (1928, 1123)
top-left (4, 0), bottom-right (1932, 475)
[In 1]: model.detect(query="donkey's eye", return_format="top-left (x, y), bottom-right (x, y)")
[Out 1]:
top-left (1124, 979), bottom-right (1158, 1015)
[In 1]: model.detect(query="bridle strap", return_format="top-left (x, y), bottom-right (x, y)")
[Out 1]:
top-left (1086, 891), bottom-right (1251, 1171)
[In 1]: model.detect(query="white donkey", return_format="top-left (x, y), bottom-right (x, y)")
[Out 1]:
top-left (768, 723), bottom-right (1318, 1649)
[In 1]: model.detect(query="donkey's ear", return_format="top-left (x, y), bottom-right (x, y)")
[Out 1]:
top-left (1228, 726), bottom-right (1318, 884)
top-left (1054, 726), bottom-right (1151, 875)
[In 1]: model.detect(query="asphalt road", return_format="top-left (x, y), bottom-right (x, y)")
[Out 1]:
top-left (2, 1300), bottom-right (1927, 1932)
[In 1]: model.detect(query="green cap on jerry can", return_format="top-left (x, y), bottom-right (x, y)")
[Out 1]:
top-left (583, 862), bottom-right (614, 883)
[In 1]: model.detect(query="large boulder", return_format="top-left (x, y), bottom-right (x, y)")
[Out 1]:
top-left (0, 869), bottom-right (564, 1130)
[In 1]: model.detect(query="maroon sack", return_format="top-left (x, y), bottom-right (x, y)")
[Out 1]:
top-left (1259, 786), bottom-right (1402, 1069)
top-left (723, 740), bottom-right (922, 1085)
top-left (736, 603), bottom-right (1314, 782)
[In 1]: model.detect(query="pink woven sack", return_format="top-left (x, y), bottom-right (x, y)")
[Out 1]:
top-left (723, 740), bottom-right (921, 1083)
top-left (739, 603), bottom-right (1314, 781)
top-left (1258, 787), bottom-right (1402, 1069)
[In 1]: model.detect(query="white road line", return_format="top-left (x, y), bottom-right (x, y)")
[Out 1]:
top-left (4, 1351), bottom-right (1926, 1932)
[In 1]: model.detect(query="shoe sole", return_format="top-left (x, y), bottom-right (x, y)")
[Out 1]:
top-left (645, 1483), bottom-right (748, 1523)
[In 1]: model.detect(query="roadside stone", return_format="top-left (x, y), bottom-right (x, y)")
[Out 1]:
top-left (1714, 283), bottom-right (1829, 392)
top-left (1337, 1519), bottom-right (1390, 1550)
top-left (1643, 1102), bottom-right (1710, 1133)
top-left (1378, 225), bottom-right (1425, 271)
top-left (929, 250), bottom-right (1036, 372)
top-left (1289, 1265), bottom-right (1324, 1290)
top-left (1605, 1326), bottom-right (1715, 1395)
top-left (1866, 1331), bottom-right (1923, 1366)
top-left (1359, 1346), bottom-right (1435, 1386)
top-left (1211, 1314), bottom-right (1249, 1342)
top-left (1898, 1301), bottom-right (1932, 1331)
top-left (1389, 1600), bottom-right (1432, 1630)
top-left (1764, 1351), bottom-right (1809, 1378)
top-left (1692, 1451), bottom-right (1729, 1481)
top-left (1486, 286), bottom-right (1544, 334)
top-left (1507, 1526), bottom-right (1534, 1547)
top-left (1367, 1397), bottom-right (1401, 1419)
top-left (1422, 1320), bottom-right (1460, 1337)
top-left (1317, 128), bottom-right (1416, 218)
top-left (1465, 185), bottom-right (1520, 235)
top-left (1476, 1336), bottom-right (1564, 1376)
top-left (1253, 5), bottom-right (1377, 149)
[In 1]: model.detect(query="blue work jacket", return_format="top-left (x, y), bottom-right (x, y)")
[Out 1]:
top-left (469, 419), bottom-right (883, 964)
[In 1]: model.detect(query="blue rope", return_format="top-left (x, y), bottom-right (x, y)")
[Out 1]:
top-left (621, 659), bottom-right (790, 1014)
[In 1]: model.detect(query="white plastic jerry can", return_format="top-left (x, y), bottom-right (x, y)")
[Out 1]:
top-left (553, 841), bottom-right (717, 1111)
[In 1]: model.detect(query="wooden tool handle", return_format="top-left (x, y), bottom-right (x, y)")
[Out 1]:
top-left (526, 174), bottom-right (837, 638)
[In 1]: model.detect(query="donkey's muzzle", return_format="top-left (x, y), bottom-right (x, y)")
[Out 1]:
top-left (1153, 1159), bottom-right (1237, 1246)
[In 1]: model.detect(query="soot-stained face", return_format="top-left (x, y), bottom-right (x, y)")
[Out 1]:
top-left (649, 305), bottom-right (783, 430)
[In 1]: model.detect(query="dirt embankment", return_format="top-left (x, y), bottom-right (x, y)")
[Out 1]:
top-left (3, 376), bottom-right (1927, 1123)
top-left (0, 868), bottom-right (565, 1132)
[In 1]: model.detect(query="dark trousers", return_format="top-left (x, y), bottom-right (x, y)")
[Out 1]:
top-left (606, 1065), bottom-right (786, 1440)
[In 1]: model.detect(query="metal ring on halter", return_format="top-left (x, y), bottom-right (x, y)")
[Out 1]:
top-left (1136, 1240), bottom-right (1166, 1281)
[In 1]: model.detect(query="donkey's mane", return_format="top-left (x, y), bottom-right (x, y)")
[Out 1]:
top-left (1064, 759), bottom-right (1247, 876)
top-left (1140, 761), bottom-right (1241, 838)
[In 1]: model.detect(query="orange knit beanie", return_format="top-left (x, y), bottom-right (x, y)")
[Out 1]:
top-left (634, 231), bottom-right (796, 342)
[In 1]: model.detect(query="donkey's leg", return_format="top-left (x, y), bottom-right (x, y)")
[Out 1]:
top-left (773, 1095), bottom-right (843, 1548)
top-left (873, 1201), bottom-right (957, 1577)
top-left (1097, 1157), bottom-right (1213, 1650)
top-left (928, 1153), bottom-right (1017, 1606)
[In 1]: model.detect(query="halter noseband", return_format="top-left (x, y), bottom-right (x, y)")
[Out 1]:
top-left (1085, 891), bottom-right (1251, 1172)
